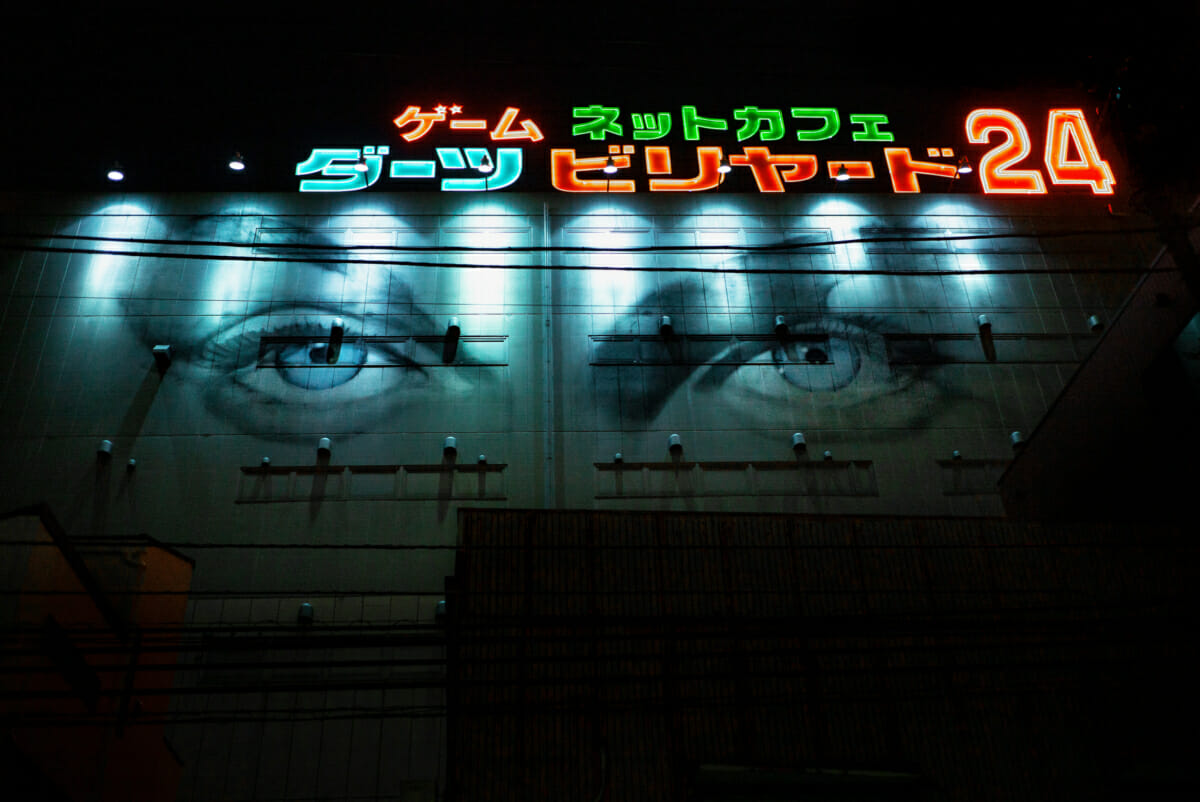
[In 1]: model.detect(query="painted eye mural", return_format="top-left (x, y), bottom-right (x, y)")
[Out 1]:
top-left (589, 273), bottom-right (955, 432)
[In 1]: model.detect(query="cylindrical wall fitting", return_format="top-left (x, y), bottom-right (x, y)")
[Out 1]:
top-left (317, 437), bottom-right (332, 457)
top-left (443, 436), bottom-right (457, 456)
top-left (791, 432), bottom-right (806, 452)
top-left (667, 433), bottom-right (682, 454)
top-left (1010, 431), bottom-right (1025, 449)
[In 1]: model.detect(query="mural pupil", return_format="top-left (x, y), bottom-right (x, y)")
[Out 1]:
top-left (772, 339), bottom-right (861, 392)
top-left (275, 340), bottom-right (366, 391)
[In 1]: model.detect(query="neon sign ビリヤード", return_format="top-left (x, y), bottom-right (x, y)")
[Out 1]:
top-left (296, 104), bottom-right (1114, 195)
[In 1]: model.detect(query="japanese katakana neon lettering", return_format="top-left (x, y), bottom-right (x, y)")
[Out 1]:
top-left (550, 150), bottom-right (635, 192)
top-left (389, 159), bottom-right (436, 179)
top-left (681, 106), bottom-right (728, 140)
top-left (883, 148), bottom-right (958, 192)
top-left (632, 112), bottom-right (672, 140)
top-left (728, 147), bottom-right (817, 192)
top-left (790, 108), bottom-right (840, 141)
top-left (572, 106), bottom-right (623, 140)
top-left (392, 106), bottom-right (447, 142)
top-left (645, 146), bottom-right (725, 191)
top-left (295, 146), bottom-right (387, 192)
top-left (490, 107), bottom-right (545, 142)
top-left (733, 107), bottom-right (785, 141)
top-left (297, 99), bottom-right (1115, 197)
top-left (849, 113), bottom-right (894, 142)
top-left (436, 147), bottom-right (523, 191)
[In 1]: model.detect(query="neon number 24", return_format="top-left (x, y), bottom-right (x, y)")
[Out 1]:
top-left (966, 108), bottom-right (1114, 196)
top-left (966, 109), bottom-right (1046, 194)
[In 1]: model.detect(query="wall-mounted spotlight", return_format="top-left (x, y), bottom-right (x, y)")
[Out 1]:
top-left (774, 315), bottom-right (789, 337)
top-left (478, 153), bottom-right (494, 174)
top-left (603, 156), bottom-right (618, 175)
top-left (477, 454), bottom-right (487, 465)
top-left (823, 449), bottom-right (834, 461)
top-left (446, 317), bottom-right (461, 338)
top-left (327, 318), bottom-right (344, 364)
top-left (957, 157), bottom-right (973, 174)
top-left (1087, 314), bottom-right (1104, 333)
top-left (1010, 431), bottom-right (1026, 450)
top-left (952, 450), bottom-right (963, 460)
top-left (835, 164), bottom-right (850, 182)
top-left (791, 432), bottom-right (807, 453)
top-left (127, 458), bottom-right (137, 472)
top-left (614, 452), bottom-right (624, 464)
top-left (317, 437), bottom-right (332, 458)
top-left (668, 433), bottom-right (683, 456)
top-left (106, 162), bottom-right (125, 182)
top-left (152, 344), bottom-right (173, 372)
top-left (659, 315), bottom-right (674, 337)
top-left (297, 602), bottom-right (314, 626)
top-left (228, 152), bottom-right (246, 171)
top-left (717, 158), bottom-right (732, 175)
top-left (353, 158), bottom-right (369, 173)
top-left (977, 314), bottom-right (992, 332)
top-left (97, 439), bottom-right (113, 461)
top-left (443, 436), bottom-right (458, 457)
top-left (261, 457), bottom-right (271, 467)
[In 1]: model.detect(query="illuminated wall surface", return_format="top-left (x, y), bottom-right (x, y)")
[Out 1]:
top-left (0, 186), bottom-right (1157, 799)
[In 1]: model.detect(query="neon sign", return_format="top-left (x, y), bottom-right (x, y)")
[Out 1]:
top-left (296, 103), bottom-right (1114, 196)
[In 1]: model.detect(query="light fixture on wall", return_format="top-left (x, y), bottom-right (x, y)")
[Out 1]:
top-left (614, 452), bottom-right (623, 463)
top-left (1087, 314), bottom-right (1104, 332)
top-left (823, 449), bottom-right (834, 461)
top-left (446, 316), bottom-right (461, 338)
top-left (443, 436), bottom-right (458, 457)
top-left (603, 156), bottom-right (618, 175)
top-left (478, 153), bottom-right (494, 173)
top-left (152, 344), bottom-right (172, 372)
top-left (977, 314), bottom-right (992, 332)
top-left (835, 164), bottom-right (850, 182)
top-left (106, 162), bottom-right (125, 182)
top-left (659, 315), bottom-right (674, 337)
top-left (1010, 431), bottom-right (1026, 450)
top-left (317, 437), bottom-right (332, 458)
top-left (97, 439), bottom-right (113, 461)
top-left (126, 458), bottom-right (137, 472)
top-left (228, 152), bottom-right (246, 171)
top-left (297, 602), bottom-right (314, 626)
top-left (327, 318), bottom-right (344, 363)
top-left (791, 432), bottom-right (806, 453)
top-left (775, 315), bottom-right (789, 337)
top-left (717, 158), bottom-right (732, 175)
top-left (956, 156), bottom-right (973, 174)
top-left (477, 454), bottom-right (487, 464)
top-left (668, 433), bottom-right (683, 456)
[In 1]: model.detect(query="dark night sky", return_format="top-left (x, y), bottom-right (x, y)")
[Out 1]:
top-left (1, 5), bottom-right (1194, 192)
